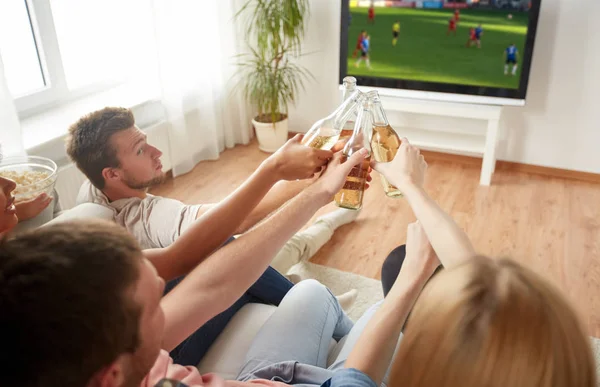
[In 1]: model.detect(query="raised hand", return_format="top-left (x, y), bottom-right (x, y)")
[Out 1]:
top-left (310, 148), bottom-right (369, 198)
top-left (267, 134), bottom-right (333, 181)
top-left (370, 137), bottom-right (427, 191)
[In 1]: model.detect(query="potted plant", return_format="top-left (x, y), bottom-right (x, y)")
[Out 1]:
top-left (235, 0), bottom-right (312, 153)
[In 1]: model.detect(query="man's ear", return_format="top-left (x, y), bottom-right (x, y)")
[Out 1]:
top-left (102, 167), bottom-right (122, 185)
top-left (88, 359), bottom-right (125, 387)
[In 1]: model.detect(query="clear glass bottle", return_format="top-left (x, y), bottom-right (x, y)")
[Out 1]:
top-left (334, 101), bottom-right (371, 210)
top-left (340, 77), bottom-right (358, 142)
top-left (302, 90), bottom-right (365, 150)
top-left (368, 91), bottom-right (403, 198)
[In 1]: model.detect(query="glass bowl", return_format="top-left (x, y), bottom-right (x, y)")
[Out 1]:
top-left (0, 156), bottom-right (58, 203)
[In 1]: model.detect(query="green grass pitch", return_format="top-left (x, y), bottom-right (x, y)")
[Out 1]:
top-left (347, 7), bottom-right (529, 89)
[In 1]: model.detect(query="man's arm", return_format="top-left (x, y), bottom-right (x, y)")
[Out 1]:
top-left (194, 138), bottom-right (349, 235)
top-left (159, 149), bottom-right (370, 351)
top-left (344, 222), bottom-right (440, 385)
top-left (195, 178), bottom-right (312, 235)
top-left (371, 138), bottom-right (476, 268)
top-left (145, 135), bottom-right (332, 281)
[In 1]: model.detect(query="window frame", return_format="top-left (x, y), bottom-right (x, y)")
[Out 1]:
top-left (12, 0), bottom-right (122, 118)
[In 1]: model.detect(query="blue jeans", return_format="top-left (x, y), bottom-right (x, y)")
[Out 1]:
top-left (237, 280), bottom-right (389, 386)
top-left (165, 265), bottom-right (294, 366)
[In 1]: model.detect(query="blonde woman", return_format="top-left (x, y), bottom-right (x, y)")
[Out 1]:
top-left (386, 256), bottom-right (597, 387)
top-left (336, 138), bottom-right (597, 387)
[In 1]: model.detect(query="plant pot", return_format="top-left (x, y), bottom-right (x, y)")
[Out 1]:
top-left (252, 116), bottom-right (289, 153)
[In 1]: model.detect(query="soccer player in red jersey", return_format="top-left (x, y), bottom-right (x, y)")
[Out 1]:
top-left (352, 30), bottom-right (366, 58)
top-left (466, 27), bottom-right (477, 47)
top-left (448, 17), bottom-right (457, 36)
top-left (368, 4), bottom-right (375, 24)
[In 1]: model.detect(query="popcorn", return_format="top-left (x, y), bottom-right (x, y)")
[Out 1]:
top-left (0, 170), bottom-right (53, 202)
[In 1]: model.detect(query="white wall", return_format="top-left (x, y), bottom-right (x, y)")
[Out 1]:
top-left (289, 0), bottom-right (600, 174)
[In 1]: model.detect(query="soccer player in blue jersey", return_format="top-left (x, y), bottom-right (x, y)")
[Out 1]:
top-left (504, 43), bottom-right (519, 76)
top-left (475, 23), bottom-right (484, 48)
top-left (355, 34), bottom-right (372, 69)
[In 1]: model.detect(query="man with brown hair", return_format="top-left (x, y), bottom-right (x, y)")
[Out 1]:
top-left (0, 148), bottom-right (371, 387)
top-left (67, 107), bottom-right (358, 251)
top-left (65, 107), bottom-right (361, 365)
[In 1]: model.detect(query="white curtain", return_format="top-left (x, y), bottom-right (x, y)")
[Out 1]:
top-left (152, 0), bottom-right (254, 177)
top-left (0, 55), bottom-right (24, 158)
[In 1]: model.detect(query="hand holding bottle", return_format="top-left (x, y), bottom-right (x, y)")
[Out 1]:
top-left (267, 134), bottom-right (334, 181)
top-left (370, 137), bottom-right (427, 191)
top-left (309, 148), bottom-right (370, 199)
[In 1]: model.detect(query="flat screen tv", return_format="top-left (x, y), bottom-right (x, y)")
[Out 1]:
top-left (340, 0), bottom-right (542, 106)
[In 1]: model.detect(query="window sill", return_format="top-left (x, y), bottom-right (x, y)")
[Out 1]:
top-left (23, 82), bottom-right (164, 165)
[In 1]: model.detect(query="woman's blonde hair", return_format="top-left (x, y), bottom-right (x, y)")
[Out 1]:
top-left (389, 257), bottom-right (597, 387)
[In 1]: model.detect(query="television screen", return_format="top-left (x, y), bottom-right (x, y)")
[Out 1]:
top-left (340, 0), bottom-right (542, 103)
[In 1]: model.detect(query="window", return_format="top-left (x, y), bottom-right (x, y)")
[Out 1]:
top-left (0, 1), bottom-right (46, 97)
top-left (0, 0), bottom-right (158, 117)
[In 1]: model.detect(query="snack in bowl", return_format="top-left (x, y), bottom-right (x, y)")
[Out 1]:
top-left (0, 156), bottom-right (58, 203)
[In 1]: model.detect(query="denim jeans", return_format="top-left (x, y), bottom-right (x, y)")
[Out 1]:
top-left (165, 265), bottom-right (294, 366)
top-left (236, 280), bottom-right (391, 386)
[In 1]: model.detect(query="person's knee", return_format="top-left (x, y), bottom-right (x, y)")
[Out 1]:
top-left (381, 245), bottom-right (407, 297)
top-left (382, 245), bottom-right (406, 275)
top-left (295, 279), bottom-right (326, 291)
top-left (291, 279), bottom-right (331, 298)
top-left (291, 279), bottom-right (340, 310)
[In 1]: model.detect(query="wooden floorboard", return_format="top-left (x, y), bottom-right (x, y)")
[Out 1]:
top-left (151, 140), bottom-right (600, 337)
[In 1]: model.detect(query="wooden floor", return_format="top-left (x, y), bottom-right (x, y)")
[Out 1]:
top-left (152, 140), bottom-right (600, 337)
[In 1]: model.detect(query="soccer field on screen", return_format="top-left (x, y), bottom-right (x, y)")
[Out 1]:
top-left (347, 7), bottom-right (529, 89)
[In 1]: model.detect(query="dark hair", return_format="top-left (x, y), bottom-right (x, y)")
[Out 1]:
top-left (0, 220), bottom-right (142, 387)
top-left (66, 107), bottom-right (135, 189)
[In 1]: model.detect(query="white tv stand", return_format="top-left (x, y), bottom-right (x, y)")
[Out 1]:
top-left (371, 94), bottom-right (503, 186)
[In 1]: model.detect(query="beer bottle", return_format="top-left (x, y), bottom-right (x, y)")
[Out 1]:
top-left (334, 101), bottom-right (371, 210)
top-left (302, 90), bottom-right (365, 150)
top-left (368, 91), bottom-right (403, 197)
top-left (340, 77), bottom-right (358, 142)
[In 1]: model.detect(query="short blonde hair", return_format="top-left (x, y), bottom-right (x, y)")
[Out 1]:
top-left (389, 257), bottom-right (597, 387)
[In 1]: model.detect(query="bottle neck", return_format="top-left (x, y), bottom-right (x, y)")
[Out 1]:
top-left (333, 92), bottom-right (364, 129)
top-left (344, 105), bottom-right (371, 154)
top-left (370, 100), bottom-right (390, 127)
top-left (342, 85), bottom-right (357, 102)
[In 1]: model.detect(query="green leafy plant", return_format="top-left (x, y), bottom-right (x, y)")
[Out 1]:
top-left (235, 0), bottom-right (312, 125)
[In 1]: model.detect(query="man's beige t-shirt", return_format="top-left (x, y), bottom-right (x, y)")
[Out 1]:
top-left (77, 180), bottom-right (202, 249)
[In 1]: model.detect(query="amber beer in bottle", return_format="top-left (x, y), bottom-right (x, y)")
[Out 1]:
top-left (367, 91), bottom-right (403, 197)
top-left (339, 76), bottom-right (358, 142)
top-left (302, 90), bottom-right (365, 150)
top-left (334, 102), bottom-right (371, 210)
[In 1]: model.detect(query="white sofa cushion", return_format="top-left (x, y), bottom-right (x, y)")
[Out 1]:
top-left (198, 303), bottom-right (277, 380)
top-left (43, 203), bottom-right (114, 226)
